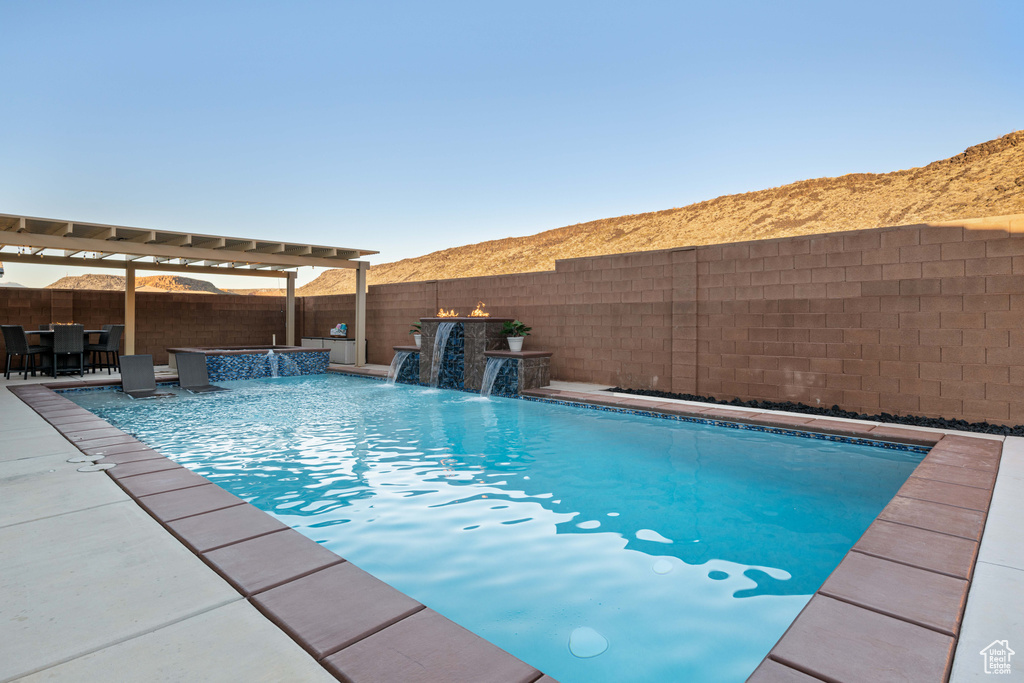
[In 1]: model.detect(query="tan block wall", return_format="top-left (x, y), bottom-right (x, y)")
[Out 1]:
top-left (4, 214), bottom-right (1021, 424)
top-left (0, 290), bottom-right (291, 365)
top-left (693, 217), bottom-right (1024, 424)
top-left (302, 214), bottom-right (1022, 424)
top-left (303, 250), bottom-right (678, 388)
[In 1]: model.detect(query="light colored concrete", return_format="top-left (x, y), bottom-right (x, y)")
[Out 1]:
top-left (0, 385), bottom-right (333, 682)
top-left (950, 562), bottom-right (1024, 681)
top-left (0, 366), bottom-right (175, 389)
top-left (976, 438), bottom-right (1024, 570)
top-left (16, 599), bottom-right (338, 683)
top-left (0, 502), bottom-right (243, 681)
top-left (548, 379), bottom-right (614, 393)
top-left (0, 431), bottom-right (81, 463)
top-left (331, 361), bottom-right (389, 373)
top-left (951, 436), bottom-right (1024, 682)
top-left (606, 388), bottom-right (1004, 439)
top-left (0, 453), bottom-right (126, 528)
top-left (0, 395), bottom-right (47, 424)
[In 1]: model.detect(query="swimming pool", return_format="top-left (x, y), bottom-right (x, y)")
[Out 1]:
top-left (67, 375), bottom-right (925, 682)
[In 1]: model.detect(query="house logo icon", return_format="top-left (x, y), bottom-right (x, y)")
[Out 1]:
top-left (980, 640), bottom-right (1014, 675)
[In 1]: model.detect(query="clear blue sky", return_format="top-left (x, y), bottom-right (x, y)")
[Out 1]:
top-left (1, 1), bottom-right (1021, 289)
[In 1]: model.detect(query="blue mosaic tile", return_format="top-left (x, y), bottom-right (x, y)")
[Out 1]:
top-left (329, 370), bottom-right (387, 382)
top-left (396, 351), bottom-right (421, 385)
top-left (205, 351), bottom-right (329, 382)
top-left (519, 396), bottom-right (931, 455)
top-left (56, 382), bottom-right (178, 394)
top-left (436, 323), bottom-right (465, 390)
top-left (490, 359), bottom-right (519, 398)
top-left (340, 371), bottom-right (930, 454)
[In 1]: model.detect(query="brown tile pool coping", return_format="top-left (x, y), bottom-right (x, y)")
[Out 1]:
top-left (9, 381), bottom-right (546, 683)
top-left (9, 377), bottom-right (1006, 683)
top-left (167, 345), bottom-right (331, 356)
top-left (520, 387), bottom-right (1002, 683)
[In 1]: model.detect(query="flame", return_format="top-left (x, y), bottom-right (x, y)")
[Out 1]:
top-left (469, 301), bottom-right (489, 317)
top-left (437, 308), bottom-right (458, 317)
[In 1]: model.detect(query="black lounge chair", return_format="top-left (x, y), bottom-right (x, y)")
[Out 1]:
top-left (119, 354), bottom-right (175, 399)
top-left (176, 353), bottom-right (228, 393)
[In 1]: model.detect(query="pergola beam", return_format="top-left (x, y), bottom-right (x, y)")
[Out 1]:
top-left (0, 231), bottom-right (363, 269)
top-left (0, 252), bottom-right (300, 278)
top-left (0, 211), bottom-right (376, 367)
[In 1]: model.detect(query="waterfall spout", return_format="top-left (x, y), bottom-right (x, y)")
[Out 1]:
top-left (429, 322), bottom-right (456, 388)
top-left (480, 357), bottom-right (509, 397)
top-left (265, 350), bottom-right (279, 378)
top-left (387, 351), bottom-right (411, 385)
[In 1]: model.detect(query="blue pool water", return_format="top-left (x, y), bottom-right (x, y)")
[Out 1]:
top-left (67, 375), bottom-right (924, 682)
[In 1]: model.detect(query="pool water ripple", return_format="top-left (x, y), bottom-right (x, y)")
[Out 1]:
top-left (68, 375), bottom-right (923, 683)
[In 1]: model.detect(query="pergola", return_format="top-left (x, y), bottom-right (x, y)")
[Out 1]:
top-left (0, 213), bottom-right (377, 365)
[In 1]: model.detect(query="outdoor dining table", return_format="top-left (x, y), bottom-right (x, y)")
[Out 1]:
top-left (24, 329), bottom-right (105, 377)
top-left (25, 329), bottom-right (105, 344)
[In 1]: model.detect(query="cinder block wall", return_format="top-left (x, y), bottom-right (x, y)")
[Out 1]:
top-left (0, 290), bottom-right (291, 365)
top-left (306, 214), bottom-right (1023, 424)
top-left (3, 214), bottom-right (1021, 423)
top-left (691, 218), bottom-right (1024, 424)
top-left (305, 251), bottom-right (677, 389)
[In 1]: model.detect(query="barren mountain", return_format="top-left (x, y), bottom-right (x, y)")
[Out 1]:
top-left (39, 131), bottom-right (1024, 298)
top-left (299, 130), bottom-right (1024, 296)
top-left (46, 274), bottom-right (227, 294)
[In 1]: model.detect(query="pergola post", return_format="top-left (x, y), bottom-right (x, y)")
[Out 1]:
top-left (355, 262), bottom-right (367, 366)
top-left (285, 272), bottom-right (296, 346)
top-left (124, 262), bottom-right (136, 355)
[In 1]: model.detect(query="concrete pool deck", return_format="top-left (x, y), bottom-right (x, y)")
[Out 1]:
top-left (2, 367), bottom-right (1021, 681)
top-left (0, 378), bottom-right (338, 682)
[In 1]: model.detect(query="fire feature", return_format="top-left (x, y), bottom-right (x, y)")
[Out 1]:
top-left (437, 308), bottom-right (458, 317)
top-left (469, 302), bottom-right (490, 317)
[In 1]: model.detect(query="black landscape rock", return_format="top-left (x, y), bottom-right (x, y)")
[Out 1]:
top-left (607, 387), bottom-right (1024, 437)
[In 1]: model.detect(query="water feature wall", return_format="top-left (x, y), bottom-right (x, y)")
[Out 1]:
top-left (390, 317), bottom-right (552, 395)
top-left (480, 357), bottom-right (516, 397)
top-left (386, 346), bottom-right (423, 385)
top-left (482, 351), bottom-right (552, 396)
top-left (418, 318), bottom-right (512, 391)
top-left (168, 347), bottom-right (330, 381)
top-left (480, 357), bottom-right (508, 397)
top-left (387, 351), bottom-right (412, 384)
top-left (428, 322), bottom-right (460, 388)
top-left (264, 350), bottom-right (302, 378)
top-left (207, 350), bottom-right (327, 380)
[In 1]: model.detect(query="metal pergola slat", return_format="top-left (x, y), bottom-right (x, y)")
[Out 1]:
top-left (0, 213), bottom-right (376, 365)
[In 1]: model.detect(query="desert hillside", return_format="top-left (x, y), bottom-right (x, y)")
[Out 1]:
top-left (297, 130), bottom-right (1024, 295)
top-left (46, 274), bottom-right (227, 294)
top-left (41, 130), bottom-right (1024, 297)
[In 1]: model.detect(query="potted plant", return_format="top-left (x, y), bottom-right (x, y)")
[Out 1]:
top-left (502, 320), bottom-right (531, 352)
top-left (409, 323), bottom-right (422, 349)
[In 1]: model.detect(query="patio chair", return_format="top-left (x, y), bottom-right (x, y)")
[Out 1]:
top-left (86, 324), bottom-right (124, 374)
top-left (176, 353), bottom-right (229, 393)
top-left (2, 325), bottom-right (47, 380)
top-left (119, 354), bottom-right (175, 399)
top-left (51, 323), bottom-right (85, 378)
